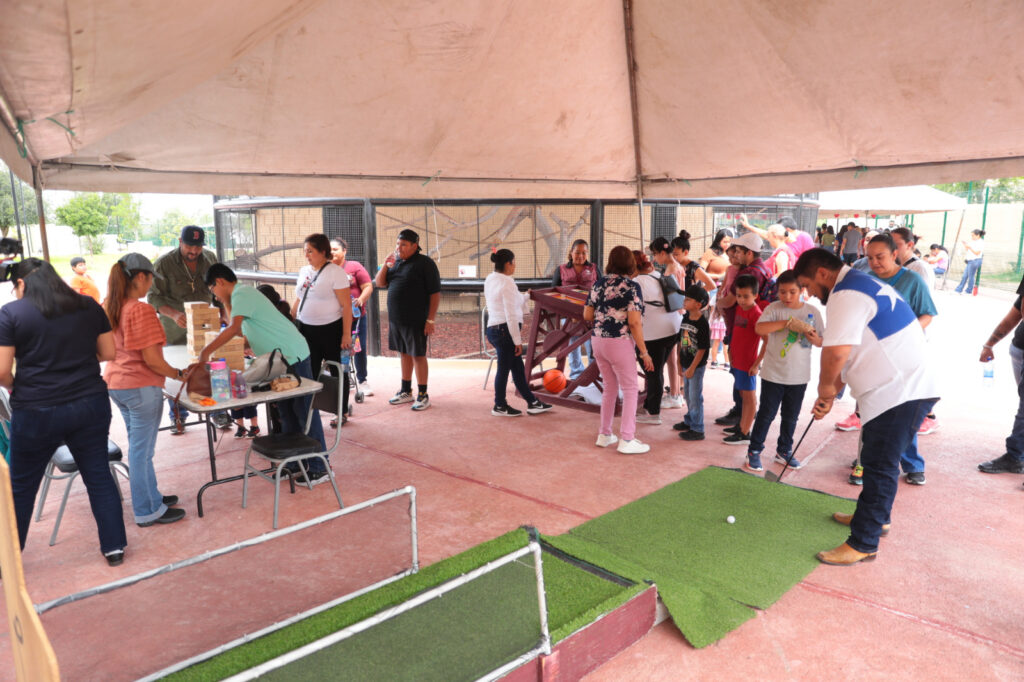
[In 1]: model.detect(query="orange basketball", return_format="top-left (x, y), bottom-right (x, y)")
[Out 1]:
top-left (543, 369), bottom-right (567, 394)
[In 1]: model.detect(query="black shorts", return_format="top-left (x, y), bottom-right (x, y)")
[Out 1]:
top-left (389, 321), bottom-right (428, 357)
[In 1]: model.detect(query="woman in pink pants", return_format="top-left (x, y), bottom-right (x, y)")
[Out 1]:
top-left (583, 246), bottom-right (655, 454)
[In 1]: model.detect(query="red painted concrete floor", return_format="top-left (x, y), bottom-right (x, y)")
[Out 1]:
top-left (2, 287), bottom-right (1023, 680)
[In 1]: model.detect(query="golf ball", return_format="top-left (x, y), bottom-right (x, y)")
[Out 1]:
top-left (727, 515), bottom-right (735, 524)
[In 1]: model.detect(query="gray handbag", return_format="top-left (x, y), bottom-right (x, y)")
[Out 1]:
top-left (241, 349), bottom-right (294, 389)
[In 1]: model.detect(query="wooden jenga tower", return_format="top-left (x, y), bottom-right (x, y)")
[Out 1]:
top-left (185, 302), bottom-right (221, 362)
top-left (204, 331), bottom-right (246, 371)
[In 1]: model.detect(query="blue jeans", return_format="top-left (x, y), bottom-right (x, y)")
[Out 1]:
top-left (486, 323), bottom-right (537, 408)
top-left (568, 337), bottom-right (592, 379)
top-left (748, 380), bottom-right (807, 457)
top-left (955, 258), bottom-right (982, 293)
top-left (683, 365), bottom-right (706, 433)
top-left (110, 386), bottom-right (169, 524)
top-left (167, 396), bottom-right (188, 422)
top-left (9, 391), bottom-right (127, 554)
top-left (353, 314), bottom-right (368, 384)
top-left (279, 357), bottom-right (327, 473)
top-left (1004, 344), bottom-right (1024, 463)
top-left (849, 398), bottom-right (936, 553)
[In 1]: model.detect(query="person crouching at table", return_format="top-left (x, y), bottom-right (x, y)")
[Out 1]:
top-left (104, 253), bottom-right (187, 528)
top-left (583, 246), bottom-right (655, 455)
top-left (200, 264), bottom-right (330, 483)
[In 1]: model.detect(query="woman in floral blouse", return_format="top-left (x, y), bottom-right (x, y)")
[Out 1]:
top-left (583, 246), bottom-right (655, 455)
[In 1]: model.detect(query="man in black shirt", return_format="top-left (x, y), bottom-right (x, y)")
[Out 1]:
top-left (977, 278), bottom-right (1024, 478)
top-left (374, 229), bottom-right (441, 410)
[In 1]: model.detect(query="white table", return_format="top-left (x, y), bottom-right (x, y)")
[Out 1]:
top-left (163, 346), bottom-right (323, 516)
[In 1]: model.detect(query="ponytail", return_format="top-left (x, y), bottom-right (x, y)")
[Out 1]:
top-left (104, 262), bottom-right (134, 329)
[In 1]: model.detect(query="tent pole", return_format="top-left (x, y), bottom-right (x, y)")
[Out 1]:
top-left (31, 166), bottom-right (49, 262)
top-left (940, 211), bottom-right (948, 245)
top-left (621, 0), bottom-right (645, 247)
top-left (940, 209), bottom-right (967, 291)
top-left (6, 168), bottom-right (22, 245)
top-left (1016, 209), bottom-right (1024, 273)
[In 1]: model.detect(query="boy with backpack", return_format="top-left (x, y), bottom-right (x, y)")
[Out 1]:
top-left (744, 270), bottom-right (823, 472)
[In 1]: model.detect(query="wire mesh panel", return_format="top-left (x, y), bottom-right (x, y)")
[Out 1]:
top-left (39, 490), bottom-right (418, 682)
top-left (323, 204), bottom-right (367, 265)
top-left (247, 543), bottom-right (549, 682)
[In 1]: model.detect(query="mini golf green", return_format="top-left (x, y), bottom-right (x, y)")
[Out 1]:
top-left (165, 529), bottom-right (641, 681)
top-left (546, 465), bottom-right (856, 647)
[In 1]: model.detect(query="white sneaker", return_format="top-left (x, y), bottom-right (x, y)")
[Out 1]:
top-left (617, 438), bottom-right (650, 455)
top-left (358, 382), bottom-right (373, 396)
top-left (660, 394), bottom-right (684, 409)
top-left (595, 433), bottom-right (619, 448)
top-left (411, 394), bottom-right (430, 411)
top-left (635, 412), bottom-right (662, 425)
top-left (389, 390), bottom-right (414, 405)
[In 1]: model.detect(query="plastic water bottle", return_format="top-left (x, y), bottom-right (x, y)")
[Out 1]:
top-left (799, 313), bottom-right (814, 349)
top-left (341, 349), bottom-right (351, 370)
top-left (983, 362), bottom-right (995, 387)
top-left (209, 359), bottom-right (231, 402)
top-left (231, 370), bottom-right (249, 399)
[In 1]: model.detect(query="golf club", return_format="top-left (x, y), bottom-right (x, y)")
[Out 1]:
top-left (764, 420), bottom-right (814, 483)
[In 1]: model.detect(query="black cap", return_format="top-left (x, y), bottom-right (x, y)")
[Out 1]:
top-left (397, 229), bottom-right (420, 244)
top-left (180, 225), bottom-right (206, 246)
top-left (683, 284), bottom-right (709, 308)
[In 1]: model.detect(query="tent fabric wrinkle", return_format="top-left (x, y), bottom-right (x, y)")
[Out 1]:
top-left (1, 0), bottom-right (1023, 197)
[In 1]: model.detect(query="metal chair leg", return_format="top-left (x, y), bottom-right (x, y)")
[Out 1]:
top-left (34, 460), bottom-right (58, 521)
top-left (321, 455), bottom-right (344, 509)
top-left (483, 356), bottom-right (495, 389)
top-left (49, 472), bottom-right (79, 547)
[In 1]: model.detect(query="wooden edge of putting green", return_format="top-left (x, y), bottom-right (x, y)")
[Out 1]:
top-left (163, 527), bottom-right (638, 681)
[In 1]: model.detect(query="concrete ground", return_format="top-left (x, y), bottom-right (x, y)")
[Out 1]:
top-left (2, 286), bottom-right (1023, 680)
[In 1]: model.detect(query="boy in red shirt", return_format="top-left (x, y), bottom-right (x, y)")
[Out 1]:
top-left (723, 274), bottom-right (765, 446)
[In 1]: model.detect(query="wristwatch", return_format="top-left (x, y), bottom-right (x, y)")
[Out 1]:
top-left (176, 368), bottom-right (184, 379)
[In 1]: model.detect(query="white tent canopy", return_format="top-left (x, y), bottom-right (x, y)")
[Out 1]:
top-left (2, 0), bottom-right (1024, 199)
top-left (817, 185), bottom-right (968, 217)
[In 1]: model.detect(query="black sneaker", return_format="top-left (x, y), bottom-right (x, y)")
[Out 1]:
top-left (679, 430), bottom-right (705, 441)
top-left (103, 549), bottom-right (125, 567)
top-left (162, 495), bottom-right (179, 506)
top-left (714, 409), bottom-right (741, 426)
top-left (723, 431), bottom-right (751, 445)
top-left (137, 507), bottom-right (186, 527)
top-left (234, 425), bottom-right (248, 439)
top-left (492, 404), bottom-right (523, 417)
top-left (672, 421), bottom-right (691, 432)
top-left (526, 400), bottom-right (553, 415)
top-left (247, 426), bottom-right (261, 438)
top-left (905, 471), bottom-right (926, 485)
top-left (978, 454), bottom-right (1024, 474)
top-left (213, 413), bottom-right (233, 430)
top-left (723, 424), bottom-right (742, 434)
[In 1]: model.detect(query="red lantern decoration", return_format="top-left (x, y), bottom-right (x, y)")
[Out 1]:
top-left (854, 214), bottom-right (860, 218)
top-left (725, 214), bottom-right (732, 219)
top-left (871, 214), bottom-right (877, 218)
top-left (833, 214), bottom-right (839, 218)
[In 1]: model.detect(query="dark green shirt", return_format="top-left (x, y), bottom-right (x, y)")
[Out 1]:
top-left (147, 247), bottom-right (219, 345)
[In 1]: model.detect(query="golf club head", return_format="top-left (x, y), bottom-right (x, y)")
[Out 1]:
top-left (763, 469), bottom-right (783, 483)
top-left (764, 420), bottom-right (815, 483)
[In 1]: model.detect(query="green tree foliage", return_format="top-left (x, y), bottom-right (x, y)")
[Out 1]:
top-left (145, 207), bottom-right (214, 246)
top-left (0, 161), bottom-right (40, 236)
top-left (55, 193), bottom-right (108, 254)
top-left (933, 178), bottom-right (1024, 203)
top-left (102, 193), bottom-right (142, 241)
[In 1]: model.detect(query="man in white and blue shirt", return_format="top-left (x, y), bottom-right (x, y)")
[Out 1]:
top-left (795, 249), bottom-right (939, 566)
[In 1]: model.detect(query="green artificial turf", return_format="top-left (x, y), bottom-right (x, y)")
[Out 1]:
top-left (165, 528), bottom-right (639, 681)
top-left (545, 466), bottom-right (857, 648)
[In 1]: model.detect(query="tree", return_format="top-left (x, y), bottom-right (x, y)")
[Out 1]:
top-left (55, 193), bottom-right (108, 254)
top-left (933, 178), bottom-right (1024, 203)
top-left (148, 207), bottom-right (213, 246)
top-left (0, 161), bottom-right (40, 237)
top-left (102, 193), bottom-right (141, 242)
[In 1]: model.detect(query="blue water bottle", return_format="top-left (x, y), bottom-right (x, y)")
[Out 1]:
top-left (983, 361), bottom-right (994, 387)
top-left (799, 313), bottom-right (814, 349)
top-left (341, 349), bottom-right (351, 370)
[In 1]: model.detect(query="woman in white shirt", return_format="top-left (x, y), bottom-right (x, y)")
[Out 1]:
top-left (484, 249), bottom-right (553, 417)
top-left (632, 250), bottom-right (682, 425)
top-left (954, 229), bottom-right (986, 294)
top-left (291, 233), bottom-right (353, 424)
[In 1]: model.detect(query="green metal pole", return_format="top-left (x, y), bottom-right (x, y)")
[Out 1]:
top-left (981, 184), bottom-right (991, 233)
top-left (941, 211), bottom-right (948, 245)
top-left (1015, 209), bottom-right (1024, 272)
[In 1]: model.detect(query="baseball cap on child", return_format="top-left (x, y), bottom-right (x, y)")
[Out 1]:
top-left (683, 284), bottom-right (709, 308)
